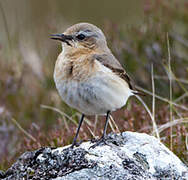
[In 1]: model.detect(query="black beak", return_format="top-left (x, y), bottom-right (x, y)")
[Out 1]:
top-left (50, 33), bottom-right (73, 46)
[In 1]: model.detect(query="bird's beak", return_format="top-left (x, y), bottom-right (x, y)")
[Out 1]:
top-left (50, 33), bottom-right (73, 46)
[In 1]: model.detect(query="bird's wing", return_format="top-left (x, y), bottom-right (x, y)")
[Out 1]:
top-left (92, 53), bottom-right (134, 90)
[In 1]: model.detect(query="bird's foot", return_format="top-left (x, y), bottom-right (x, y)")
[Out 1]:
top-left (70, 140), bottom-right (83, 149)
top-left (89, 136), bottom-right (108, 149)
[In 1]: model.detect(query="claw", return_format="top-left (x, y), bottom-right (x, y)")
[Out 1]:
top-left (70, 140), bottom-right (84, 149)
top-left (89, 137), bottom-right (108, 149)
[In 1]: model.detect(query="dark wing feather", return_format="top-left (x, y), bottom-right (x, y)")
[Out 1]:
top-left (93, 53), bottom-right (134, 90)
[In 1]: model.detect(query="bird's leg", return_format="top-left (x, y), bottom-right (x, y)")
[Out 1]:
top-left (102, 111), bottom-right (110, 139)
top-left (90, 111), bottom-right (110, 149)
top-left (71, 114), bottom-right (85, 148)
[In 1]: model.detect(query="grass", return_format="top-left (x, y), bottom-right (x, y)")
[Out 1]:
top-left (0, 0), bottom-right (188, 170)
top-left (167, 33), bottom-right (173, 151)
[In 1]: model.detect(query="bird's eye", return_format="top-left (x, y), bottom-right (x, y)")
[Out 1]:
top-left (76, 34), bottom-right (86, 40)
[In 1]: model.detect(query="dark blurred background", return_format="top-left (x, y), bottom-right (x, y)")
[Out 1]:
top-left (0, 0), bottom-right (187, 169)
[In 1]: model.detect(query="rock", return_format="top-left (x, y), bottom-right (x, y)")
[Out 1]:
top-left (0, 170), bottom-right (5, 179)
top-left (1, 132), bottom-right (188, 180)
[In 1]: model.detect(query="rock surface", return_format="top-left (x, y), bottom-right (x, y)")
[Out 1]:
top-left (1, 132), bottom-right (188, 180)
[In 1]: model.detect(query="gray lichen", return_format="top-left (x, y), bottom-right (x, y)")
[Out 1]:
top-left (1, 132), bottom-right (188, 180)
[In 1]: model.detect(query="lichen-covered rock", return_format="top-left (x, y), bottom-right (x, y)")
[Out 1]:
top-left (1, 132), bottom-right (188, 180)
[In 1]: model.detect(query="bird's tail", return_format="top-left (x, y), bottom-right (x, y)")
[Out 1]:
top-left (132, 90), bottom-right (146, 96)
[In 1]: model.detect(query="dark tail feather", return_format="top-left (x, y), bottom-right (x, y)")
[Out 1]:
top-left (132, 90), bottom-right (146, 96)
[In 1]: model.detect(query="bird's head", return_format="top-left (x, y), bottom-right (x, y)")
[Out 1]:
top-left (51, 23), bottom-right (108, 53)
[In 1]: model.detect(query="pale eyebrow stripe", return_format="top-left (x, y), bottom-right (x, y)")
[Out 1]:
top-left (77, 30), bottom-right (98, 38)
top-left (84, 29), bottom-right (92, 33)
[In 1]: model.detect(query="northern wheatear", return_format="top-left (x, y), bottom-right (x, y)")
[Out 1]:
top-left (51, 23), bottom-right (139, 148)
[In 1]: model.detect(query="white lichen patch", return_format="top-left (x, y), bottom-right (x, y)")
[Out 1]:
top-left (51, 132), bottom-right (188, 179)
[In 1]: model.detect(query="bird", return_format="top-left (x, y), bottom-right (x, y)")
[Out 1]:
top-left (51, 22), bottom-right (139, 148)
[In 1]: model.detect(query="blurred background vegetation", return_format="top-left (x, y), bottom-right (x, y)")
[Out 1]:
top-left (0, 0), bottom-right (188, 170)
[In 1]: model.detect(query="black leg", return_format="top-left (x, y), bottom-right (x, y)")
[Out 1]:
top-left (71, 114), bottom-right (85, 148)
top-left (102, 111), bottom-right (110, 139)
top-left (90, 111), bottom-right (110, 149)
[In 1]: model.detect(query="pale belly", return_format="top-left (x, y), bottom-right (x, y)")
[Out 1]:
top-left (54, 72), bottom-right (133, 115)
